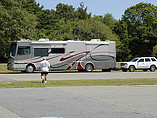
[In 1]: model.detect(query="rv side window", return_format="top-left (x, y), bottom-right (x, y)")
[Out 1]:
top-left (17, 46), bottom-right (30, 55)
top-left (34, 48), bottom-right (48, 57)
top-left (51, 48), bottom-right (65, 54)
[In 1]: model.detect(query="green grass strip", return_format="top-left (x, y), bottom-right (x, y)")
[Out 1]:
top-left (0, 78), bottom-right (157, 88)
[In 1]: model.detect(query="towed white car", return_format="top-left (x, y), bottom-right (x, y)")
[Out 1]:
top-left (120, 57), bottom-right (157, 72)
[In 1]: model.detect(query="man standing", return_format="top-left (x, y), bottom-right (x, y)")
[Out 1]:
top-left (39, 58), bottom-right (50, 83)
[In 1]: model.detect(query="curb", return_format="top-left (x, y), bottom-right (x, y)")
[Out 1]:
top-left (0, 105), bottom-right (22, 118)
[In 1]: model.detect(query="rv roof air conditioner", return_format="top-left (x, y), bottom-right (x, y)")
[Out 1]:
top-left (90, 39), bottom-right (101, 42)
top-left (51, 39), bottom-right (57, 41)
top-left (20, 39), bottom-right (30, 41)
top-left (38, 38), bottom-right (49, 42)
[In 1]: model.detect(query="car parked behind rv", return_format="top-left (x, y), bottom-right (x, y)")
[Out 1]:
top-left (120, 57), bottom-right (157, 72)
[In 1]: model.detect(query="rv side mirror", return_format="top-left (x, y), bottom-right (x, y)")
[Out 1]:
top-left (48, 49), bottom-right (51, 54)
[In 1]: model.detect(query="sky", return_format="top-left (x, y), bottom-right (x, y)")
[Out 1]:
top-left (35, 0), bottom-right (157, 20)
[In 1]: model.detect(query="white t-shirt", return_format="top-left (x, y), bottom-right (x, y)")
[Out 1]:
top-left (40, 60), bottom-right (50, 72)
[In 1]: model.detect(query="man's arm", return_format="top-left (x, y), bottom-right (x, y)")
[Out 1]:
top-left (39, 62), bottom-right (42, 71)
top-left (47, 61), bottom-right (50, 71)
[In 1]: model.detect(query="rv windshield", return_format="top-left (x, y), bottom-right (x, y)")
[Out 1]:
top-left (9, 42), bottom-right (17, 57)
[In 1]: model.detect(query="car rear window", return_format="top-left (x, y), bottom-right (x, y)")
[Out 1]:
top-left (138, 59), bottom-right (144, 62)
top-left (151, 58), bottom-right (156, 61)
top-left (145, 58), bottom-right (151, 62)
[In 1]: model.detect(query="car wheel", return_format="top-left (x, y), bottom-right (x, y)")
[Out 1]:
top-left (85, 63), bottom-right (93, 72)
top-left (150, 65), bottom-right (156, 72)
top-left (129, 66), bottom-right (135, 72)
top-left (26, 65), bottom-right (35, 73)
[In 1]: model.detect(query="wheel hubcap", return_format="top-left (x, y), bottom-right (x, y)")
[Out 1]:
top-left (27, 66), bottom-right (33, 72)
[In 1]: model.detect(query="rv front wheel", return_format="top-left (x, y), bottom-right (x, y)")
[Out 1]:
top-left (26, 65), bottom-right (35, 73)
top-left (85, 64), bottom-right (93, 72)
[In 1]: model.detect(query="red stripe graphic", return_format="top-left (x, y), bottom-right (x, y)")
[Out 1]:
top-left (60, 51), bottom-right (89, 61)
top-left (66, 51), bottom-right (90, 70)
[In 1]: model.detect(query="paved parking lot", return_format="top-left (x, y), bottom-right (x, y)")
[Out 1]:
top-left (0, 85), bottom-right (157, 118)
top-left (0, 72), bottom-right (157, 118)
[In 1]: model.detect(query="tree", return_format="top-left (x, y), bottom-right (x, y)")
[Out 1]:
top-left (48, 18), bottom-right (121, 47)
top-left (73, 18), bottom-right (121, 44)
top-left (50, 19), bottom-right (74, 40)
top-left (37, 9), bottom-right (56, 30)
top-left (152, 44), bottom-right (157, 57)
top-left (0, 0), bottom-right (37, 58)
top-left (36, 9), bottom-right (57, 39)
top-left (76, 2), bottom-right (91, 20)
top-left (22, 0), bottom-right (43, 15)
top-left (56, 3), bottom-right (76, 21)
top-left (114, 20), bottom-right (131, 61)
top-left (103, 13), bottom-right (118, 29)
top-left (122, 2), bottom-right (157, 57)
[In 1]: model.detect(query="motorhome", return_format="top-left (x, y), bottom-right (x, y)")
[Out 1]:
top-left (7, 39), bottom-right (116, 72)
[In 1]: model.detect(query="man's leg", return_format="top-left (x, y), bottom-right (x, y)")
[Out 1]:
top-left (41, 73), bottom-right (44, 83)
top-left (45, 74), bottom-right (48, 83)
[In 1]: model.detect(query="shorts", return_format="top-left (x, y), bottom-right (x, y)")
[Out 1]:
top-left (41, 72), bottom-right (48, 76)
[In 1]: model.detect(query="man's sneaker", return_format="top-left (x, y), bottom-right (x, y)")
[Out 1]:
top-left (45, 81), bottom-right (47, 83)
top-left (42, 79), bottom-right (44, 83)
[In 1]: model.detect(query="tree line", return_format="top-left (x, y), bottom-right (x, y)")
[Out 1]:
top-left (0, 0), bottom-right (157, 62)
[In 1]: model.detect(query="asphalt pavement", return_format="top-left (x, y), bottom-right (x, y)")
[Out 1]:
top-left (0, 86), bottom-right (157, 118)
top-left (0, 72), bottom-right (157, 118)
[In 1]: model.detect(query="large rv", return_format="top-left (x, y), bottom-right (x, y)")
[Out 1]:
top-left (7, 39), bottom-right (116, 72)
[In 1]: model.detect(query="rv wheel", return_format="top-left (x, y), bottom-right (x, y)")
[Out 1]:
top-left (26, 65), bottom-right (35, 73)
top-left (85, 64), bottom-right (93, 72)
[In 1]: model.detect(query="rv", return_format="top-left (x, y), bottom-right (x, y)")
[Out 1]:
top-left (7, 39), bottom-right (116, 72)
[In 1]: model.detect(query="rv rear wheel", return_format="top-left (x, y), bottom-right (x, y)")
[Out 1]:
top-left (85, 63), bottom-right (93, 72)
top-left (26, 65), bottom-right (35, 73)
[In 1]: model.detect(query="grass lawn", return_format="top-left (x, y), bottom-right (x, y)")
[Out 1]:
top-left (0, 64), bottom-right (18, 73)
top-left (0, 64), bottom-right (9, 72)
top-left (0, 78), bottom-right (157, 88)
top-left (1, 63), bottom-right (157, 88)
